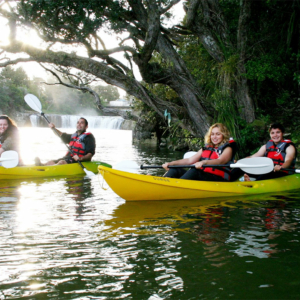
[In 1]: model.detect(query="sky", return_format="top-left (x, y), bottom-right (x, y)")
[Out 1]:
top-left (0, 2), bottom-right (185, 98)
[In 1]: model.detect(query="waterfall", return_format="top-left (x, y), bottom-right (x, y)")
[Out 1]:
top-left (30, 115), bottom-right (39, 127)
top-left (30, 114), bottom-right (124, 129)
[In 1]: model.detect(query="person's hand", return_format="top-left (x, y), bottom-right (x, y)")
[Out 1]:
top-left (274, 165), bottom-right (282, 172)
top-left (194, 161), bottom-right (205, 169)
top-left (48, 123), bottom-right (55, 129)
top-left (162, 163), bottom-right (170, 170)
top-left (73, 155), bottom-right (80, 161)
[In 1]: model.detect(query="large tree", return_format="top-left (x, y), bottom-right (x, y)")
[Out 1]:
top-left (1, 0), bottom-right (298, 138)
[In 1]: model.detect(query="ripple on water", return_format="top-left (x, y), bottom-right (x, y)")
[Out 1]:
top-left (1, 129), bottom-right (300, 299)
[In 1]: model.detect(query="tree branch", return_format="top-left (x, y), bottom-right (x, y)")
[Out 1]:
top-left (184, 0), bottom-right (225, 62)
top-left (41, 65), bottom-right (104, 109)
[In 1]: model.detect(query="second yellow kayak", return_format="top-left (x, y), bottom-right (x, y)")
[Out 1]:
top-left (0, 161), bottom-right (111, 179)
top-left (98, 165), bottom-right (300, 201)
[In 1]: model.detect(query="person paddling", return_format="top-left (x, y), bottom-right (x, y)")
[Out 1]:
top-left (0, 115), bottom-right (22, 165)
top-left (231, 123), bottom-right (297, 181)
top-left (35, 117), bottom-right (96, 166)
top-left (162, 123), bottom-right (237, 181)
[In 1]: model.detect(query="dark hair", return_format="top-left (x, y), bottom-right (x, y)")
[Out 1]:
top-left (268, 123), bottom-right (285, 133)
top-left (79, 117), bottom-right (88, 126)
top-left (0, 115), bottom-right (19, 142)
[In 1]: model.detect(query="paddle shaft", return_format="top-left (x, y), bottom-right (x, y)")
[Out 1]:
top-left (141, 164), bottom-right (227, 169)
top-left (41, 113), bottom-right (86, 170)
top-left (281, 168), bottom-right (300, 174)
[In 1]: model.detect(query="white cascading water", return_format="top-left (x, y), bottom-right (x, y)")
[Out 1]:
top-left (30, 115), bottom-right (39, 127)
top-left (30, 115), bottom-right (124, 129)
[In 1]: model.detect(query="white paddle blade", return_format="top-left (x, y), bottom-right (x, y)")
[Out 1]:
top-left (24, 94), bottom-right (42, 113)
top-left (183, 151), bottom-right (197, 159)
top-left (114, 160), bottom-right (140, 171)
top-left (231, 157), bottom-right (274, 175)
top-left (83, 168), bottom-right (95, 178)
top-left (0, 151), bottom-right (19, 168)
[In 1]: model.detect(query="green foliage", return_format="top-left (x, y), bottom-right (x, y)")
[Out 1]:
top-left (0, 66), bottom-right (30, 113)
top-left (178, 37), bottom-right (217, 95)
top-left (237, 120), bottom-right (268, 158)
top-left (18, 0), bottom-right (128, 39)
top-left (0, 66), bottom-right (120, 116)
top-left (0, 81), bottom-right (25, 113)
top-left (245, 55), bottom-right (290, 82)
top-left (1, 66), bottom-right (29, 86)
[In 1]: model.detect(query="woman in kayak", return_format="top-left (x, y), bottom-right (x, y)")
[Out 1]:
top-left (163, 123), bottom-right (237, 181)
top-left (0, 115), bottom-right (20, 157)
top-left (231, 123), bottom-right (297, 181)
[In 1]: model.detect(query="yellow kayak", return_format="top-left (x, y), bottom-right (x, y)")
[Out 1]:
top-left (0, 161), bottom-right (111, 179)
top-left (98, 165), bottom-right (300, 201)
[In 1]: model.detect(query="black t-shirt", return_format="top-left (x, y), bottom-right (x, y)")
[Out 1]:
top-left (61, 132), bottom-right (96, 158)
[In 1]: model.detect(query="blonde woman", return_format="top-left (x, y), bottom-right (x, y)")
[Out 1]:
top-left (162, 123), bottom-right (237, 181)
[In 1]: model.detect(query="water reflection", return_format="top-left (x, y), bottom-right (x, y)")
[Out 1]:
top-left (64, 177), bottom-right (92, 218)
top-left (1, 129), bottom-right (300, 299)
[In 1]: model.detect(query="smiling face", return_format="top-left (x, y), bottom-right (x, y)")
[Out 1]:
top-left (76, 118), bottom-right (88, 134)
top-left (270, 128), bottom-right (283, 144)
top-left (210, 127), bottom-right (224, 146)
top-left (0, 119), bottom-right (9, 135)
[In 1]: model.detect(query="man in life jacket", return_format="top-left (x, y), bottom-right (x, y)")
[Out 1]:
top-left (35, 117), bottom-right (96, 166)
top-left (231, 123), bottom-right (297, 181)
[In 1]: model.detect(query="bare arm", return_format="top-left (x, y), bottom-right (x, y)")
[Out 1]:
top-left (274, 145), bottom-right (296, 172)
top-left (73, 153), bottom-right (93, 162)
top-left (162, 149), bottom-right (203, 170)
top-left (49, 123), bottom-right (63, 136)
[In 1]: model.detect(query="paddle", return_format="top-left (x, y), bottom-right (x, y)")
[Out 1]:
top-left (114, 151), bottom-right (198, 171)
top-left (24, 94), bottom-right (95, 178)
top-left (141, 157), bottom-right (274, 174)
top-left (0, 151), bottom-right (19, 168)
top-left (183, 151), bottom-right (197, 159)
top-left (115, 157), bottom-right (274, 175)
top-left (281, 168), bottom-right (300, 174)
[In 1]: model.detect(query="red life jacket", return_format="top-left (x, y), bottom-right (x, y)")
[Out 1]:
top-left (67, 132), bottom-right (91, 158)
top-left (200, 138), bottom-right (236, 180)
top-left (264, 140), bottom-right (296, 169)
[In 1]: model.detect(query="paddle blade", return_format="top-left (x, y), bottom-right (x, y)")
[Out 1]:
top-left (24, 94), bottom-right (42, 113)
top-left (114, 160), bottom-right (139, 171)
top-left (0, 151), bottom-right (19, 168)
top-left (83, 168), bottom-right (95, 178)
top-left (234, 157), bottom-right (274, 175)
top-left (183, 151), bottom-right (197, 159)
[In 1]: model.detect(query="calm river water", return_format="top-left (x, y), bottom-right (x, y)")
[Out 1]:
top-left (1, 128), bottom-right (300, 300)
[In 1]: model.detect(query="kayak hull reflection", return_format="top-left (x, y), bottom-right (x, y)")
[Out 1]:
top-left (0, 161), bottom-right (111, 179)
top-left (98, 166), bottom-right (300, 201)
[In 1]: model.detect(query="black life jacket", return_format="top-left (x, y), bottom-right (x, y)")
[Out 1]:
top-left (200, 138), bottom-right (237, 180)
